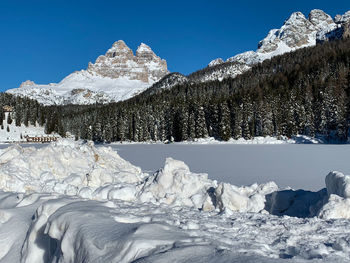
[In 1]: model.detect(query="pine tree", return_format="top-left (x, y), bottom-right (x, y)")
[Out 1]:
top-left (218, 102), bottom-right (231, 141)
top-left (7, 113), bottom-right (12, 125)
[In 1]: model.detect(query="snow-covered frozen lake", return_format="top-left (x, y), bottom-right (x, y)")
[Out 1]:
top-left (111, 144), bottom-right (350, 191)
top-left (2, 143), bottom-right (350, 191)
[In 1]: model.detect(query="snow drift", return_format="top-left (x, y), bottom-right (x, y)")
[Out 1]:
top-left (0, 140), bottom-right (349, 217)
top-left (0, 140), bottom-right (279, 214)
top-left (1, 140), bottom-right (350, 262)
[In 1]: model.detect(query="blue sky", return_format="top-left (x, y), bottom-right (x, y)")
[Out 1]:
top-left (0, 0), bottom-right (349, 91)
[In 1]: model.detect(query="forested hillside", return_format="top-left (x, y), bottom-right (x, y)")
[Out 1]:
top-left (0, 94), bottom-right (44, 128)
top-left (33, 38), bottom-right (350, 142)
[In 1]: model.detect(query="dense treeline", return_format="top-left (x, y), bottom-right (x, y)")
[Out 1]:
top-left (0, 93), bottom-right (46, 129)
top-left (15, 38), bottom-right (350, 142)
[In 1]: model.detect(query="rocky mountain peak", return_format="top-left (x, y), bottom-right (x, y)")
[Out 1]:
top-left (204, 9), bottom-right (349, 85)
top-left (208, 58), bottom-right (224, 67)
top-left (19, 80), bottom-right (36, 88)
top-left (87, 40), bottom-right (168, 82)
top-left (8, 40), bottom-right (169, 105)
top-left (136, 43), bottom-right (158, 62)
top-left (308, 9), bottom-right (335, 29)
top-left (136, 43), bottom-right (154, 55)
top-left (105, 40), bottom-right (133, 58)
top-left (286, 11), bottom-right (307, 23)
top-left (211, 9), bottom-right (350, 68)
top-left (335, 11), bottom-right (350, 24)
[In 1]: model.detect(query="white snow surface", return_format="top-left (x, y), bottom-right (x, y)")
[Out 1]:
top-left (0, 140), bottom-right (350, 262)
top-left (6, 71), bottom-right (150, 105)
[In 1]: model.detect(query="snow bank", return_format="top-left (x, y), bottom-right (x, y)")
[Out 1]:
top-left (215, 181), bottom-right (278, 213)
top-left (22, 199), bottom-right (212, 263)
top-left (0, 140), bottom-right (145, 197)
top-left (1, 140), bottom-right (350, 219)
top-left (318, 194), bottom-right (350, 219)
top-left (0, 140), bottom-right (277, 214)
top-left (1, 140), bottom-right (350, 261)
top-left (111, 135), bottom-right (323, 145)
top-left (317, 171), bottom-right (350, 219)
top-left (325, 171), bottom-right (350, 198)
top-left (139, 158), bottom-right (216, 210)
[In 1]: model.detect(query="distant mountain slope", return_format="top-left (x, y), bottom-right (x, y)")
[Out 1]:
top-left (145, 9), bottom-right (350, 94)
top-left (203, 9), bottom-right (350, 80)
top-left (7, 41), bottom-right (169, 105)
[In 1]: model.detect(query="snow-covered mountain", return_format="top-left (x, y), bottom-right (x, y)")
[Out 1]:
top-left (147, 9), bottom-right (350, 93)
top-left (7, 40), bottom-right (169, 105)
top-left (203, 9), bottom-right (350, 81)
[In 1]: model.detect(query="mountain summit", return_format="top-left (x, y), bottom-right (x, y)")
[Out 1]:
top-left (87, 40), bottom-right (167, 83)
top-left (7, 41), bottom-right (168, 105)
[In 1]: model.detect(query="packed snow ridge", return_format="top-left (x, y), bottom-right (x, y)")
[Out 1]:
top-left (7, 40), bottom-right (169, 105)
top-left (207, 9), bottom-right (350, 80)
top-left (1, 140), bottom-right (350, 262)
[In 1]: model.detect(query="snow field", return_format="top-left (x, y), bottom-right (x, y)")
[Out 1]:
top-left (0, 140), bottom-right (350, 261)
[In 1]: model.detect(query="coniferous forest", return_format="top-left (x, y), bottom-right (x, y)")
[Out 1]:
top-left (3, 38), bottom-right (350, 143)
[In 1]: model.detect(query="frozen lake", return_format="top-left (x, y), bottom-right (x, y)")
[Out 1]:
top-left (2, 142), bottom-right (350, 191)
top-left (110, 144), bottom-right (350, 191)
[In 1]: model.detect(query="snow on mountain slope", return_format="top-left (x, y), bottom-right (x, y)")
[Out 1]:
top-left (153, 9), bottom-right (350, 91)
top-left (7, 41), bottom-right (169, 105)
top-left (1, 140), bottom-right (350, 261)
top-left (204, 9), bottom-right (349, 82)
top-left (142, 72), bottom-right (190, 96)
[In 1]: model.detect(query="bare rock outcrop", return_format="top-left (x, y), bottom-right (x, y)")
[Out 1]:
top-left (87, 40), bottom-right (168, 83)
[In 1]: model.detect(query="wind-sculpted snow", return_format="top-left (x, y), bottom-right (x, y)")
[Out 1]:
top-left (0, 140), bottom-right (350, 262)
top-left (0, 140), bottom-right (145, 195)
top-left (0, 140), bottom-right (278, 213)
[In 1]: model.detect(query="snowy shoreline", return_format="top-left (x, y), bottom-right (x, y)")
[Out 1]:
top-left (107, 135), bottom-right (325, 145)
top-left (1, 139), bottom-right (350, 262)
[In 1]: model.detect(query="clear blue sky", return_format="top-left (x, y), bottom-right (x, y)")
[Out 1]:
top-left (0, 0), bottom-right (349, 91)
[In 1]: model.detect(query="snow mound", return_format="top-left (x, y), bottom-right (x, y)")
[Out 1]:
top-left (318, 194), bottom-right (350, 219)
top-left (0, 140), bottom-right (144, 196)
top-left (215, 181), bottom-right (278, 213)
top-left (139, 158), bottom-right (215, 209)
top-left (325, 171), bottom-right (350, 198)
top-left (318, 171), bottom-right (350, 219)
top-left (22, 199), bottom-right (206, 263)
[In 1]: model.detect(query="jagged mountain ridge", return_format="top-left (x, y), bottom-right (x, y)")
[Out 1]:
top-left (204, 9), bottom-right (350, 80)
top-left (7, 41), bottom-right (168, 105)
top-left (145, 9), bottom-right (350, 94)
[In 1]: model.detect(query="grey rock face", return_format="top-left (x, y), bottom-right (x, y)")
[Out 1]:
top-left (87, 40), bottom-right (168, 83)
